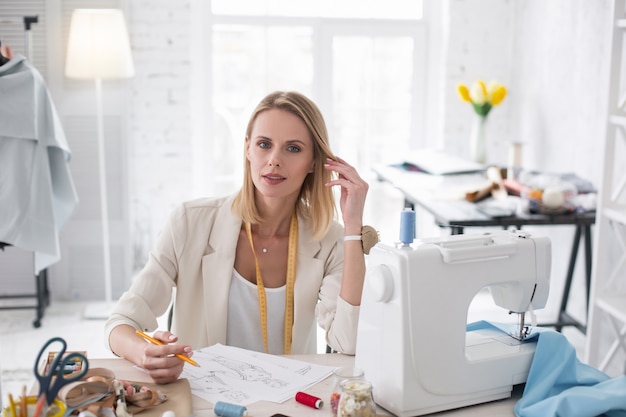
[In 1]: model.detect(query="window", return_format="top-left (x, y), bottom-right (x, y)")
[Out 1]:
top-left (211, 0), bottom-right (423, 19)
top-left (193, 2), bottom-right (426, 196)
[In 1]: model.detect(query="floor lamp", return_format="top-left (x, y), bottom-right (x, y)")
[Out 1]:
top-left (65, 9), bottom-right (135, 319)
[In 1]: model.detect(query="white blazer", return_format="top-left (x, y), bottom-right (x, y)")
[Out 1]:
top-left (105, 194), bottom-right (360, 354)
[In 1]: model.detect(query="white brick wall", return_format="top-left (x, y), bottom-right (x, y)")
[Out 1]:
top-left (512, 0), bottom-right (612, 189)
top-left (127, 0), bottom-right (195, 270)
top-left (442, 0), bottom-right (515, 165)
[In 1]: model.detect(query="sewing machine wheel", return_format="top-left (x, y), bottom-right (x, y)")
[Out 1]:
top-left (367, 265), bottom-right (394, 302)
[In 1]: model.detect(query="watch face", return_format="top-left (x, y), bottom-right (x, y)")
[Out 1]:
top-left (361, 225), bottom-right (379, 254)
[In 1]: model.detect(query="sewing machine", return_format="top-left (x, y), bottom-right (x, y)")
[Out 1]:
top-left (354, 230), bottom-right (551, 416)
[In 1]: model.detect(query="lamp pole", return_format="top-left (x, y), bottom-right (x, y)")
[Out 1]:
top-left (95, 76), bottom-right (113, 312)
top-left (65, 8), bottom-right (134, 317)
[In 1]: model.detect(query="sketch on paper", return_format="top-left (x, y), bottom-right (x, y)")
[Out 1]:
top-left (182, 343), bottom-right (335, 405)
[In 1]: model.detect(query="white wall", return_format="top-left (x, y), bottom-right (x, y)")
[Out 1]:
top-left (126, 0), bottom-right (196, 273)
top-left (512, 1), bottom-right (612, 187)
top-left (440, 0), bottom-right (516, 162)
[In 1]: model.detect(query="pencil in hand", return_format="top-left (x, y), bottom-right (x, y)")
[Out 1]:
top-left (135, 329), bottom-right (200, 367)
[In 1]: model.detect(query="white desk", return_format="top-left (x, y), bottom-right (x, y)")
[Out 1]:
top-left (93, 354), bottom-right (521, 417)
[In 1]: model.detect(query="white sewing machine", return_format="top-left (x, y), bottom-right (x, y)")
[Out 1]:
top-left (354, 230), bottom-right (551, 417)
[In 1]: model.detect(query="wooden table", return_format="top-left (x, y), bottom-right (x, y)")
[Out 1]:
top-left (92, 353), bottom-right (522, 416)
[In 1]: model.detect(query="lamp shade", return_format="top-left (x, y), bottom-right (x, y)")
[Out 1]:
top-left (65, 9), bottom-right (135, 80)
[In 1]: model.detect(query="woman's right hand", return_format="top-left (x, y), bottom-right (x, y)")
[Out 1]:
top-left (137, 330), bottom-right (193, 384)
top-left (109, 325), bottom-right (194, 385)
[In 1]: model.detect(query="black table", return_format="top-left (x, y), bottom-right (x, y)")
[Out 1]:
top-left (374, 164), bottom-right (596, 334)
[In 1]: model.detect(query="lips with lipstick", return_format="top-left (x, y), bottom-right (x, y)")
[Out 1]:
top-left (263, 173), bottom-right (286, 184)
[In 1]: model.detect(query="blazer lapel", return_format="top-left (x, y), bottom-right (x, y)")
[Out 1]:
top-left (293, 216), bottom-right (324, 324)
top-left (200, 197), bottom-right (241, 345)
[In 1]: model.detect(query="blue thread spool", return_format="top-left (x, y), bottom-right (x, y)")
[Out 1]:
top-left (214, 401), bottom-right (247, 417)
top-left (399, 208), bottom-right (415, 245)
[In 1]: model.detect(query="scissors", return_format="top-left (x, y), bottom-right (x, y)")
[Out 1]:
top-left (34, 337), bottom-right (89, 407)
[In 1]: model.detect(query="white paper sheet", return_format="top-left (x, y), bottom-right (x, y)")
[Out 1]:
top-left (181, 344), bottom-right (335, 406)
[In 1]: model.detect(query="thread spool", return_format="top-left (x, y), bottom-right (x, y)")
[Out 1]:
top-left (214, 401), bottom-right (247, 417)
top-left (507, 142), bottom-right (522, 180)
top-left (399, 208), bottom-right (415, 245)
top-left (295, 391), bottom-right (323, 409)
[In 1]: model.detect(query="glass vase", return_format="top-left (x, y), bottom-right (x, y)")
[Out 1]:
top-left (470, 115), bottom-right (488, 164)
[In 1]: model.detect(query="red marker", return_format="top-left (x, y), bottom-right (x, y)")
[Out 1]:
top-left (295, 391), bottom-right (323, 409)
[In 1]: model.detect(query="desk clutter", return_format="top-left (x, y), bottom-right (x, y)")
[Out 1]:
top-left (463, 167), bottom-right (596, 217)
top-left (505, 170), bottom-right (595, 214)
top-left (2, 337), bottom-right (188, 417)
top-left (391, 149), bottom-right (597, 218)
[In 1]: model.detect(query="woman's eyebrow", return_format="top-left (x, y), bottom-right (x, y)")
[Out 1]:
top-left (285, 138), bottom-right (308, 146)
top-left (256, 136), bottom-right (308, 146)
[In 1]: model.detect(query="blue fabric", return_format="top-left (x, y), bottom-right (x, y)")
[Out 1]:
top-left (466, 321), bottom-right (626, 417)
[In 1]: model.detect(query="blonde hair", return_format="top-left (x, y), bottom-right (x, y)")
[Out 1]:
top-left (232, 91), bottom-right (336, 239)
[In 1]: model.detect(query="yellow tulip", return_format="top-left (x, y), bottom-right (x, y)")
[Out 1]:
top-left (486, 81), bottom-right (507, 105)
top-left (478, 80), bottom-right (487, 96)
top-left (469, 80), bottom-right (488, 105)
top-left (491, 85), bottom-right (507, 106)
top-left (457, 84), bottom-right (472, 102)
top-left (486, 81), bottom-right (499, 99)
top-left (457, 79), bottom-right (507, 116)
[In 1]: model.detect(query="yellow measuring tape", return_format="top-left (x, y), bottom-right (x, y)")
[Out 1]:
top-left (245, 212), bottom-right (298, 354)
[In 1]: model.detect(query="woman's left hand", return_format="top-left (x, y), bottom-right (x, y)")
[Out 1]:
top-left (324, 157), bottom-right (369, 233)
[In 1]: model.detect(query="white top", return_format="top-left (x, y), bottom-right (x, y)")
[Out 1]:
top-left (226, 269), bottom-right (286, 354)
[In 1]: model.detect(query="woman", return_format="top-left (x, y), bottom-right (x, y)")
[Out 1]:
top-left (105, 91), bottom-right (373, 384)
